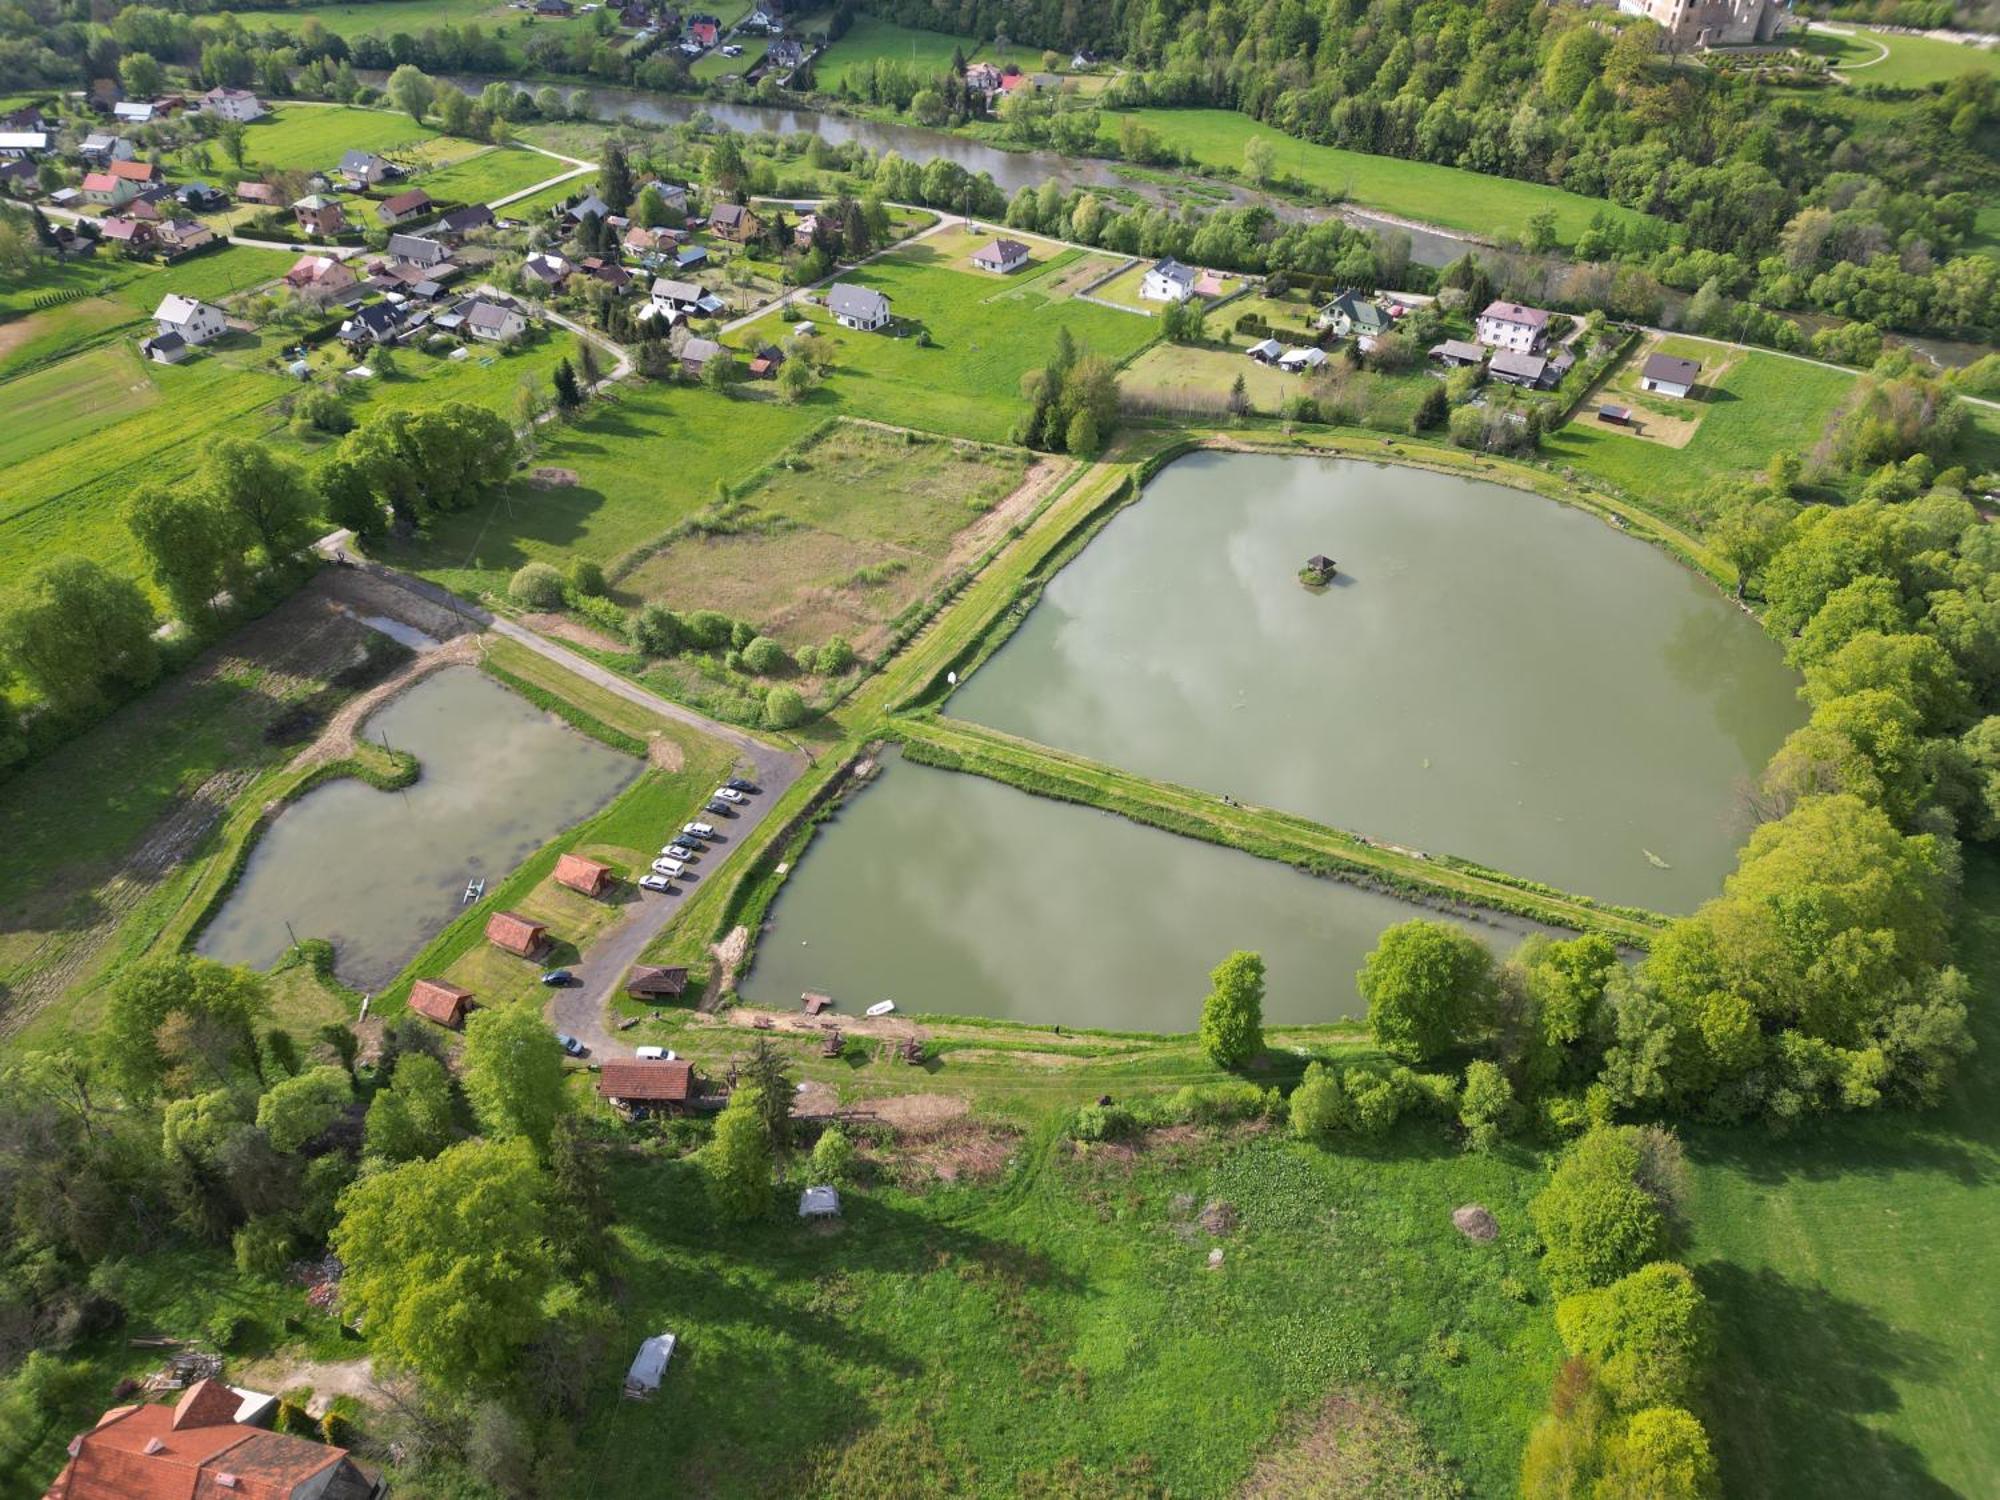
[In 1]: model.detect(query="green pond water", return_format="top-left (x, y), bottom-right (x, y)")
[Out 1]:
top-left (740, 751), bottom-right (1543, 1028)
top-left (198, 666), bottom-right (638, 988)
top-left (949, 452), bottom-right (1805, 913)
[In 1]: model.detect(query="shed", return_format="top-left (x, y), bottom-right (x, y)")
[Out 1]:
top-left (625, 964), bottom-right (689, 998)
top-left (1488, 349), bottom-right (1550, 388)
top-left (1245, 337), bottom-right (1282, 363)
top-left (409, 979), bottom-right (474, 1028)
top-left (1599, 403), bottom-right (1632, 425)
top-left (799, 1185), bottom-right (841, 1218)
top-left (1429, 338), bottom-right (1486, 367)
top-left (1305, 554), bottom-right (1337, 579)
top-left (484, 910), bottom-right (548, 958)
top-left (598, 1059), bottom-right (695, 1114)
top-left (554, 853), bottom-right (614, 898)
top-left (624, 1332), bottom-right (677, 1398)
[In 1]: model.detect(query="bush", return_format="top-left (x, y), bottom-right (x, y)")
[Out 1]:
top-left (1595, 1407), bottom-right (1719, 1499)
top-left (1070, 1102), bottom-right (1138, 1141)
top-left (1554, 1261), bottom-right (1711, 1411)
top-left (569, 557), bottom-right (607, 596)
top-left (632, 604), bottom-right (683, 656)
top-left (1358, 919), bottom-right (1496, 1062)
top-left (1199, 950), bottom-right (1265, 1067)
top-left (684, 609), bottom-right (735, 649)
top-left (741, 635), bottom-right (788, 675)
top-left (809, 1125), bottom-right (855, 1184)
top-left (509, 561), bottom-right (566, 609)
top-left (273, 1399), bottom-right (317, 1437)
top-left (320, 1409), bottom-right (357, 1446)
top-left (764, 685), bottom-right (806, 729)
top-left (232, 1216), bottom-right (297, 1278)
top-left (1459, 1059), bottom-right (1516, 1151)
top-left (1530, 1127), bottom-right (1668, 1296)
top-left (816, 635), bottom-right (856, 674)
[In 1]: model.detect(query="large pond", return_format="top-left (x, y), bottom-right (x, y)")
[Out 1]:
top-left (198, 667), bottom-right (638, 989)
top-left (949, 453), bottom-right (1804, 913)
top-left (741, 751), bottom-right (1539, 1029)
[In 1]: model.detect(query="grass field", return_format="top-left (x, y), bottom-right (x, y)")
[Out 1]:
top-left (1101, 108), bottom-right (1664, 248)
top-left (1810, 24), bottom-right (1996, 85)
top-left (413, 143), bottom-right (568, 204)
top-left (734, 240), bottom-right (1160, 442)
top-left (239, 104), bottom-right (443, 173)
top-left (227, 0), bottom-right (569, 41)
top-left (1685, 848), bottom-right (2000, 1498)
top-left (812, 15), bottom-right (987, 88)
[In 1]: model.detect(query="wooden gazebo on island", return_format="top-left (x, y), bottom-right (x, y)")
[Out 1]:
top-left (1300, 554), bottom-right (1338, 586)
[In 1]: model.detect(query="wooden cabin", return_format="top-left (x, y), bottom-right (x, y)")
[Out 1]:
top-left (408, 979), bottom-right (474, 1029)
top-left (598, 1059), bottom-right (695, 1116)
top-left (554, 853), bottom-right (614, 898)
top-left (485, 910), bottom-right (548, 959)
top-left (626, 964), bottom-right (689, 999)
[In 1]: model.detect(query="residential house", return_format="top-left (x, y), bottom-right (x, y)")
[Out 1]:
top-left (1488, 349), bottom-right (1553, 388)
top-left (793, 211), bottom-right (820, 248)
top-left (80, 171), bottom-right (137, 208)
top-left (340, 301), bottom-right (404, 345)
top-left (43, 1378), bottom-right (380, 1500)
top-left (153, 294), bottom-right (226, 344)
top-left (581, 256), bottom-right (633, 292)
top-left (1317, 290), bottom-right (1391, 338)
top-left (376, 188), bottom-right (432, 226)
top-left (1475, 299), bottom-right (1550, 353)
top-left (650, 275), bottom-right (703, 311)
top-left (0, 130), bottom-right (46, 159)
top-left (237, 180), bottom-right (278, 205)
top-left (826, 281), bottom-right (890, 330)
top-left (522, 251), bottom-right (572, 289)
top-left (0, 159), bottom-right (37, 194)
top-left (624, 224), bottom-right (668, 255)
top-left (554, 853), bottom-right (615, 897)
top-left (293, 193), bottom-right (347, 237)
top-left (688, 16), bottom-right (720, 46)
top-left (338, 149), bottom-right (395, 189)
top-left (200, 86), bottom-right (266, 121)
top-left (625, 964), bottom-right (689, 999)
top-left (638, 179), bottom-right (689, 214)
top-left (484, 908), bottom-right (548, 956)
top-left (768, 38), bottom-right (808, 72)
top-left (156, 218), bottom-right (216, 256)
top-left (97, 216), bottom-right (155, 251)
top-left (437, 202), bottom-right (495, 240)
top-left (0, 103), bottom-right (48, 131)
top-left (388, 232), bottom-right (448, 267)
top-left (707, 200), bottom-right (760, 242)
top-left (598, 1059), bottom-right (696, 1116)
top-left (77, 133), bottom-right (133, 165)
top-left (112, 100), bottom-right (155, 126)
top-left (1639, 351), bottom-right (1701, 398)
top-left (560, 190), bottom-right (611, 226)
top-left (109, 159), bottom-right (158, 187)
top-left (678, 335), bottom-right (722, 376)
top-left (139, 331), bottom-right (190, 364)
top-left (965, 61), bottom-right (1003, 95)
top-left (999, 70), bottom-right (1034, 96)
top-left (1140, 257), bottom-right (1196, 303)
top-left (285, 253), bottom-right (357, 300)
top-left (466, 297), bottom-right (529, 342)
top-left (409, 979), bottom-right (475, 1028)
top-left (1617, 0), bottom-right (1782, 48)
top-left (176, 180), bottom-right (226, 212)
top-left (972, 237), bottom-right (1030, 274)
top-left (1428, 338), bottom-right (1486, 368)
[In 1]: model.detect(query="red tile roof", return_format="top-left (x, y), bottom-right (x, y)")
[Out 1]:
top-left (553, 854), bottom-right (613, 897)
top-left (379, 188), bottom-right (430, 216)
top-left (408, 979), bottom-right (474, 1028)
top-left (109, 159), bottom-right (156, 181)
top-left (81, 172), bottom-right (119, 193)
top-left (171, 1380), bottom-right (240, 1432)
top-left (597, 1059), bottom-right (693, 1103)
top-left (45, 1393), bottom-right (368, 1500)
top-left (624, 964), bottom-right (688, 997)
top-left (484, 910), bottom-right (546, 957)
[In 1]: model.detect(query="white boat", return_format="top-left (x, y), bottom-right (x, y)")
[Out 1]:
top-left (462, 876), bottom-right (485, 904)
top-left (866, 1000), bottom-right (896, 1018)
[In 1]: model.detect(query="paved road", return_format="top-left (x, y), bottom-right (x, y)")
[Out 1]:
top-left (335, 550), bottom-right (807, 1059)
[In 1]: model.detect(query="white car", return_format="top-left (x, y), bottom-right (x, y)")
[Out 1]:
top-left (651, 857), bottom-right (686, 878)
top-left (638, 873), bottom-right (673, 893)
top-left (682, 821), bottom-right (716, 839)
top-left (662, 843), bottom-right (698, 861)
top-left (635, 1046), bottom-right (677, 1061)
top-left (713, 787), bottom-right (746, 804)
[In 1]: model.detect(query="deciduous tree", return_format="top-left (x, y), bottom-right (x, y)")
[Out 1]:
top-left (1199, 950), bottom-right (1264, 1068)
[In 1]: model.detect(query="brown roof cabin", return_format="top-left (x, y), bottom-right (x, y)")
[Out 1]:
top-left (625, 964), bottom-right (689, 999)
top-left (485, 910), bottom-right (548, 958)
top-left (598, 1058), bottom-right (694, 1115)
top-left (554, 853), bottom-right (614, 898)
top-left (409, 979), bottom-right (474, 1029)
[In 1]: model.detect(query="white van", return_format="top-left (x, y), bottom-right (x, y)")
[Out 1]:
top-left (651, 857), bottom-right (686, 878)
top-left (635, 1046), bottom-right (677, 1061)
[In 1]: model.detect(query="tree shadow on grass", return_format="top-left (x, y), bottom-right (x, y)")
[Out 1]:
top-left (1698, 1261), bottom-right (1960, 1500)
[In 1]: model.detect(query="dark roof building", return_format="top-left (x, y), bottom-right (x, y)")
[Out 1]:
top-left (626, 964), bottom-right (690, 998)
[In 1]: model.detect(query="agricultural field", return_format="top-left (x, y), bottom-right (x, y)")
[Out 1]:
top-left (735, 239), bottom-right (1160, 441)
top-left (1100, 109), bottom-right (1664, 249)
top-left (615, 420), bottom-right (1040, 655)
top-left (415, 142), bottom-right (571, 204)
top-left (227, 0), bottom-right (572, 43)
top-left (811, 15), bottom-right (990, 88)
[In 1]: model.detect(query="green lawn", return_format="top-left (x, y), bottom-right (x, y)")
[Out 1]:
top-left (734, 240), bottom-right (1160, 442)
top-left (227, 0), bottom-right (540, 39)
top-left (1817, 25), bottom-right (1996, 85)
top-left (813, 15), bottom-right (986, 88)
top-left (386, 382), bottom-right (824, 600)
top-left (239, 104), bottom-right (441, 174)
top-left (1685, 848), bottom-right (2000, 1498)
top-left (414, 143), bottom-right (568, 205)
top-left (1102, 108), bottom-right (1663, 249)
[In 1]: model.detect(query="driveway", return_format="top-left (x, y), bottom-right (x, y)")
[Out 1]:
top-left (331, 549), bottom-right (807, 1059)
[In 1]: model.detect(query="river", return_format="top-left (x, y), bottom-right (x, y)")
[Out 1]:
top-left (198, 666), bottom-right (638, 988)
top-left (947, 452), bottom-right (1805, 914)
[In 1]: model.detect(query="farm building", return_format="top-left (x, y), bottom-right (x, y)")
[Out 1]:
top-left (972, 237), bottom-right (1030, 274)
top-left (598, 1059), bottom-right (696, 1116)
top-left (1640, 352), bottom-right (1701, 398)
top-left (626, 964), bottom-right (690, 999)
top-left (408, 979), bottom-right (475, 1029)
top-left (484, 910), bottom-right (548, 958)
top-left (554, 853), bottom-right (614, 898)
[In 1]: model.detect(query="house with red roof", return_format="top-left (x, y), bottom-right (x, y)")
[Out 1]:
top-left (408, 979), bottom-right (475, 1028)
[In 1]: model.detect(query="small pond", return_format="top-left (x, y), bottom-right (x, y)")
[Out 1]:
top-left (198, 666), bottom-right (638, 989)
top-left (948, 453), bottom-right (1804, 912)
top-left (740, 751), bottom-right (1541, 1030)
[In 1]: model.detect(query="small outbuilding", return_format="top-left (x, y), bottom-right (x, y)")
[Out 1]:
top-left (484, 910), bottom-right (548, 958)
top-left (409, 979), bottom-right (475, 1029)
top-left (1599, 403), bottom-right (1632, 425)
top-left (1245, 337), bottom-right (1282, 364)
top-left (1303, 554), bottom-right (1337, 583)
top-left (799, 1185), bottom-right (841, 1219)
top-left (624, 1332), bottom-right (677, 1398)
top-left (1640, 352), bottom-right (1701, 399)
top-left (554, 853), bottom-right (614, 898)
top-left (625, 964), bottom-right (689, 999)
top-left (1429, 338), bottom-right (1486, 368)
top-left (598, 1058), bottom-right (695, 1116)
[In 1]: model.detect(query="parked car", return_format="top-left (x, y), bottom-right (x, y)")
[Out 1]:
top-left (651, 857), bottom-right (686, 877)
top-left (713, 787), bottom-right (746, 804)
top-left (635, 1046), bottom-right (677, 1061)
top-left (663, 843), bottom-right (698, 861)
top-left (682, 821), bottom-right (716, 839)
top-left (638, 873), bottom-right (673, 893)
top-left (540, 968), bottom-right (575, 986)
top-left (704, 799), bottom-right (734, 816)
top-left (556, 1032), bottom-right (587, 1056)
top-left (725, 778), bottom-right (759, 794)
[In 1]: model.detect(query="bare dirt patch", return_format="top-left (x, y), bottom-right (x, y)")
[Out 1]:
top-left (872, 1092), bottom-right (970, 1129)
top-left (703, 924), bottom-right (751, 1009)
top-left (647, 736), bottom-right (685, 771)
top-left (529, 466), bottom-right (579, 486)
top-left (235, 1356), bottom-right (390, 1418)
top-left (1239, 1389), bottom-right (1458, 1499)
top-left (874, 1117), bottom-right (1018, 1187)
top-left (1452, 1204), bottom-right (1499, 1242)
top-left (1584, 335), bottom-right (1741, 448)
top-left (521, 610), bottom-right (626, 655)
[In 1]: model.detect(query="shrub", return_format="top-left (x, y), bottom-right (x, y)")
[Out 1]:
top-left (1459, 1060), bottom-right (1516, 1151)
top-left (1288, 1062), bottom-right (1349, 1139)
top-left (508, 562), bottom-right (566, 610)
top-left (1595, 1407), bottom-right (1719, 1499)
top-left (320, 1410), bottom-right (357, 1446)
top-left (632, 604), bottom-right (683, 656)
top-left (809, 1125), bottom-right (855, 1185)
top-left (273, 1399), bottom-right (317, 1437)
top-left (764, 685), bottom-right (806, 729)
top-left (569, 558), bottom-right (607, 596)
top-left (1530, 1127), bottom-right (1668, 1296)
top-left (1358, 919), bottom-right (1496, 1062)
top-left (1199, 950), bottom-right (1265, 1068)
top-left (741, 635), bottom-right (788, 675)
top-left (1070, 1102), bottom-right (1137, 1141)
top-left (816, 635), bottom-right (856, 674)
top-left (1554, 1261), bottom-right (1711, 1411)
top-left (232, 1216), bottom-right (297, 1278)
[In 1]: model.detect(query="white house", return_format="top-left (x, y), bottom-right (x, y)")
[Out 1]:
top-left (139, 331), bottom-right (190, 364)
top-left (201, 87), bottom-right (267, 122)
top-left (972, 237), bottom-right (1030, 274)
top-left (466, 298), bottom-right (528, 343)
top-left (0, 130), bottom-right (48, 159)
top-left (1639, 351), bottom-right (1701, 399)
top-left (1475, 300), bottom-right (1550, 353)
top-left (650, 276), bottom-right (703, 312)
top-left (827, 282), bottom-right (891, 331)
top-left (1140, 257), bottom-right (1196, 303)
top-left (112, 101), bottom-right (156, 125)
top-left (152, 294), bottom-right (227, 345)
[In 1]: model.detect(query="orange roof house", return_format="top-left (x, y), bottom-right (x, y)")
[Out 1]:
top-left (484, 910), bottom-right (547, 958)
top-left (597, 1059), bottom-right (694, 1113)
top-left (553, 853), bottom-right (613, 898)
top-left (44, 1378), bottom-right (380, 1500)
top-left (108, 158), bottom-right (157, 182)
top-left (408, 979), bottom-right (474, 1028)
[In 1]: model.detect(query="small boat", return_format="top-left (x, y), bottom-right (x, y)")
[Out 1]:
top-left (866, 1000), bottom-right (896, 1018)
top-left (462, 876), bottom-right (485, 904)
